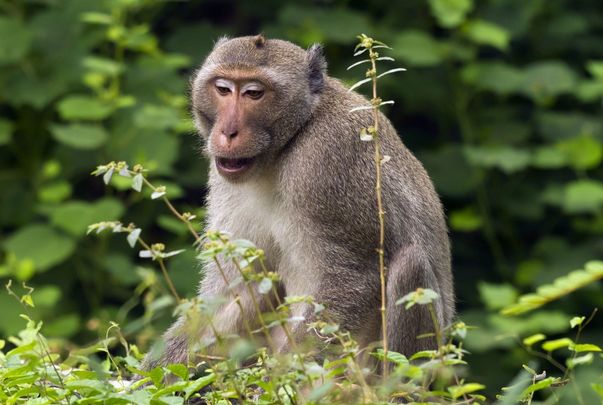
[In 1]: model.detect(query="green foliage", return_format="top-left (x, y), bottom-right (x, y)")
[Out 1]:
top-left (501, 261), bottom-right (603, 315)
top-left (1, 0), bottom-right (603, 403)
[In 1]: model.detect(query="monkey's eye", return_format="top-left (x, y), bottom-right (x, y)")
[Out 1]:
top-left (244, 89), bottom-right (264, 100)
top-left (215, 85), bottom-right (231, 96)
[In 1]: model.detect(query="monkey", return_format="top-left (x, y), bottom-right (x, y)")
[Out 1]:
top-left (142, 34), bottom-right (454, 372)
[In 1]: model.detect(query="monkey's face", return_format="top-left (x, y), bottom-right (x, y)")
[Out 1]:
top-left (200, 73), bottom-right (274, 180)
top-left (191, 35), bottom-right (327, 182)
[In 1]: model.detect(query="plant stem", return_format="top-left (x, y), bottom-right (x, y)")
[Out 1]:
top-left (137, 238), bottom-right (181, 301)
top-left (369, 47), bottom-right (389, 381)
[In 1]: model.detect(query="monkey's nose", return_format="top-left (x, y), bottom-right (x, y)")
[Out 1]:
top-left (221, 128), bottom-right (238, 139)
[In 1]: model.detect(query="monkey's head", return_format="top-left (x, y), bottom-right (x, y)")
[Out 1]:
top-left (191, 34), bottom-right (327, 181)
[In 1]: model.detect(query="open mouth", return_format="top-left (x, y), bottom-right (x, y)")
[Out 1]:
top-left (215, 157), bottom-right (255, 176)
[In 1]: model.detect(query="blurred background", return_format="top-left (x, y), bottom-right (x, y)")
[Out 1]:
top-left (0, 0), bottom-right (602, 399)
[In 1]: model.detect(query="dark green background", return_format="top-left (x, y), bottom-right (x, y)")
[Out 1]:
top-left (1, 0), bottom-right (602, 400)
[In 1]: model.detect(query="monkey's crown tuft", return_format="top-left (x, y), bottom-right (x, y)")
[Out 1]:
top-left (253, 34), bottom-right (266, 48)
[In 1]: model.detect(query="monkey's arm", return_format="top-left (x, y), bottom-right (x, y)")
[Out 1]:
top-left (142, 261), bottom-right (267, 370)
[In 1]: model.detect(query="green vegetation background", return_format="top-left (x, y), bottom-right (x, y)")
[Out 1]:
top-left (0, 0), bottom-right (602, 399)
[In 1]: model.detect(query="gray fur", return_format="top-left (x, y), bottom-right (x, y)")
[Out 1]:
top-left (144, 36), bottom-right (454, 370)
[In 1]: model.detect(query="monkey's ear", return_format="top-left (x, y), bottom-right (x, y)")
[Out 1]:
top-left (307, 44), bottom-right (327, 93)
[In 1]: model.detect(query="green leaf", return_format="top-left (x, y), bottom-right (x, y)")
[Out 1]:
top-left (501, 261), bottom-right (603, 315)
top-left (184, 373), bottom-right (216, 399)
top-left (0, 16), bottom-right (32, 64)
top-left (3, 224), bottom-right (75, 272)
top-left (428, 0), bottom-right (474, 28)
top-left (448, 383), bottom-right (485, 399)
top-left (556, 135), bottom-right (603, 170)
top-left (591, 383), bottom-right (603, 397)
top-left (462, 19), bottom-right (510, 50)
top-left (531, 146), bottom-right (567, 169)
top-left (570, 316), bottom-right (585, 329)
top-left (166, 364), bottom-right (189, 380)
top-left (464, 145), bottom-right (531, 173)
top-left (421, 144), bottom-right (482, 197)
top-left (567, 352), bottom-right (594, 369)
top-left (83, 56), bottom-right (123, 75)
top-left (44, 314), bottom-right (80, 338)
top-left (396, 288), bottom-right (439, 308)
top-left (523, 333), bottom-right (546, 347)
top-left (520, 377), bottom-right (558, 398)
top-left (0, 118), bottom-right (14, 145)
top-left (537, 111), bottom-right (602, 141)
top-left (519, 61), bottom-right (577, 103)
top-left (372, 349), bottom-right (409, 365)
top-left (478, 282), bottom-right (518, 310)
top-left (586, 60), bottom-right (603, 80)
top-left (542, 337), bottom-right (573, 352)
top-left (563, 179), bottom-right (603, 214)
top-left (461, 62), bottom-right (522, 95)
top-left (49, 198), bottom-right (124, 236)
top-left (391, 31), bottom-right (446, 67)
top-left (80, 12), bottom-right (114, 25)
top-left (57, 95), bottom-right (114, 121)
top-left (449, 207), bottom-right (482, 232)
top-left (50, 124), bottom-right (108, 150)
top-left (307, 381), bottom-right (335, 402)
top-left (38, 180), bottom-right (72, 203)
top-left (134, 104), bottom-right (181, 130)
top-left (571, 343), bottom-right (602, 353)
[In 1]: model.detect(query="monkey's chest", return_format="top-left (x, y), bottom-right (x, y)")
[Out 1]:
top-left (214, 184), bottom-right (308, 270)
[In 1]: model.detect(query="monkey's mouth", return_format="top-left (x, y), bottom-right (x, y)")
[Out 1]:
top-left (215, 157), bottom-right (255, 176)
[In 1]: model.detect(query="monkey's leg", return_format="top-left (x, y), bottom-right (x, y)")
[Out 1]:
top-left (386, 244), bottom-right (447, 356)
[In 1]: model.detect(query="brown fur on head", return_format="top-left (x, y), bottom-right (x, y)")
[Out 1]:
top-left (190, 35), bottom-right (326, 181)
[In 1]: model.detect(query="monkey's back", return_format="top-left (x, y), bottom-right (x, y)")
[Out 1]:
top-left (278, 77), bottom-right (454, 321)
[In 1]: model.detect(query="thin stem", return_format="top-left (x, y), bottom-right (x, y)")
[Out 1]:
top-left (213, 258), bottom-right (255, 339)
top-left (140, 176), bottom-right (201, 243)
top-left (231, 260), bottom-right (276, 351)
top-left (368, 46), bottom-right (389, 381)
top-left (137, 238), bottom-right (181, 301)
